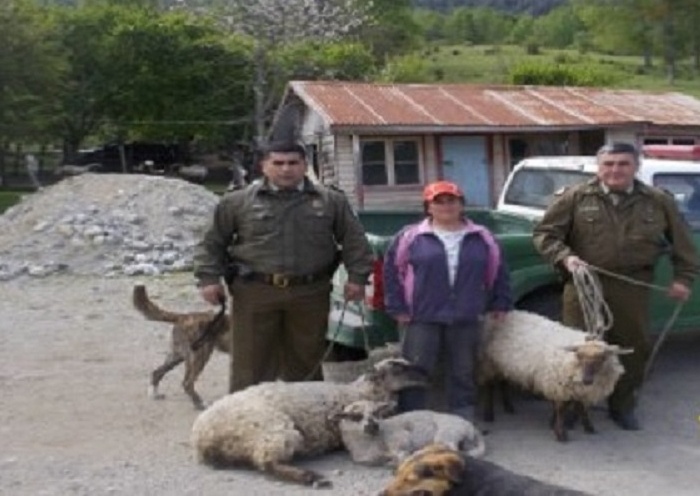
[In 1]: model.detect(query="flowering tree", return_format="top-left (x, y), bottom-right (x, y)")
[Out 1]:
top-left (176, 0), bottom-right (374, 143)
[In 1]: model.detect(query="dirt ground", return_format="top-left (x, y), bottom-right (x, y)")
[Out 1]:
top-left (2, 274), bottom-right (700, 496)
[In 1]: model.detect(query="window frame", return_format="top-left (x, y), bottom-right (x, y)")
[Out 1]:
top-left (359, 136), bottom-right (424, 188)
top-left (642, 136), bottom-right (698, 146)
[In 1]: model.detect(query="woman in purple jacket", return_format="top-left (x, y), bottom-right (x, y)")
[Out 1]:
top-left (383, 181), bottom-right (513, 421)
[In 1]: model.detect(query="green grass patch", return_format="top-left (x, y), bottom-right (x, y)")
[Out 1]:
top-left (406, 44), bottom-right (700, 97)
top-left (204, 182), bottom-right (229, 195)
top-left (0, 191), bottom-right (24, 214)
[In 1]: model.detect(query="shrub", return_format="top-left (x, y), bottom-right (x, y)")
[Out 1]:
top-left (525, 43), bottom-right (540, 55)
top-left (509, 62), bottom-right (620, 87)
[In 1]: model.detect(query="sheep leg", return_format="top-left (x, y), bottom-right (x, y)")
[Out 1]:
top-left (499, 379), bottom-right (515, 414)
top-left (481, 381), bottom-right (495, 422)
top-left (577, 403), bottom-right (596, 434)
top-left (563, 401), bottom-right (580, 430)
top-left (552, 402), bottom-right (569, 442)
top-left (262, 461), bottom-right (332, 488)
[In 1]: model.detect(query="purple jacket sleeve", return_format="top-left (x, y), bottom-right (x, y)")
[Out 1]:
top-left (382, 234), bottom-right (409, 318)
top-left (487, 252), bottom-right (514, 312)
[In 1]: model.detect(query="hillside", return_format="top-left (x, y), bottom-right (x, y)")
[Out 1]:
top-left (402, 44), bottom-right (700, 99)
top-left (411, 0), bottom-right (567, 15)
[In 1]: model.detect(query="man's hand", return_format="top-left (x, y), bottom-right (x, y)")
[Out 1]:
top-left (667, 281), bottom-right (691, 301)
top-left (344, 282), bottom-right (366, 302)
top-left (200, 283), bottom-right (226, 305)
top-left (563, 255), bottom-right (586, 273)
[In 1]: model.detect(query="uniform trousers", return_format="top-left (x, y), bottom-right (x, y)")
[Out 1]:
top-left (228, 278), bottom-right (331, 393)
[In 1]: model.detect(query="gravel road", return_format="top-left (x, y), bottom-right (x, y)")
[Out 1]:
top-left (2, 274), bottom-right (699, 496)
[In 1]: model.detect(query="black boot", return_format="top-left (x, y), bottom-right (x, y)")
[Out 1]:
top-left (609, 409), bottom-right (641, 431)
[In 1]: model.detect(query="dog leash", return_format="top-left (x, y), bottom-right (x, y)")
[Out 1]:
top-left (190, 295), bottom-right (227, 351)
top-left (303, 300), bottom-right (370, 381)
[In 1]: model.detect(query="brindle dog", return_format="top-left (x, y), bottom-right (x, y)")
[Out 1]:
top-left (132, 285), bottom-right (231, 410)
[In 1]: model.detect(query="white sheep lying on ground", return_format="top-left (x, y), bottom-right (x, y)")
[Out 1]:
top-left (331, 400), bottom-right (486, 467)
top-left (480, 310), bottom-right (632, 442)
top-left (190, 358), bottom-right (427, 488)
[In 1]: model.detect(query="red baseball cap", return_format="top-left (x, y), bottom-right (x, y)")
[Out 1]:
top-left (423, 181), bottom-right (464, 202)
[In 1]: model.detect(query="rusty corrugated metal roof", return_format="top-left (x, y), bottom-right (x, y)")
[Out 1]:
top-left (289, 81), bottom-right (700, 129)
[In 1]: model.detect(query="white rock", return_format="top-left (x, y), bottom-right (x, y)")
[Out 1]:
top-left (33, 221), bottom-right (49, 232)
top-left (84, 226), bottom-right (104, 238)
top-left (55, 224), bottom-right (74, 237)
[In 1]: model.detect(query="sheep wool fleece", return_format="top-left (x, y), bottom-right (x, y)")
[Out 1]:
top-left (562, 274), bottom-right (650, 413)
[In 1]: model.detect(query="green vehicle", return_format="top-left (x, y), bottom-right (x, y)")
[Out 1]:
top-left (328, 150), bottom-right (700, 351)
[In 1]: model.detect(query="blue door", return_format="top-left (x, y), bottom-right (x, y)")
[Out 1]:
top-left (440, 136), bottom-right (490, 206)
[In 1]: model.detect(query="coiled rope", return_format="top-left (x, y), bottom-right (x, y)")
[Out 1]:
top-left (571, 263), bottom-right (685, 381)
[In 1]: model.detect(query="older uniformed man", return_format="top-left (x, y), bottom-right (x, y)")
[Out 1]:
top-left (533, 142), bottom-right (699, 430)
top-left (194, 141), bottom-right (374, 393)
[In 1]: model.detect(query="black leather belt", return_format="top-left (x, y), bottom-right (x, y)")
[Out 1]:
top-left (249, 271), bottom-right (329, 288)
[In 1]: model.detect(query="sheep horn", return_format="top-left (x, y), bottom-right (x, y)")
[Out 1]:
top-left (607, 345), bottom-right (634, 355)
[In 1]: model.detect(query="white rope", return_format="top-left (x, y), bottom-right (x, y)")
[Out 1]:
top-left (571, 265), bottom-right (613, 339)
top-left (574, 263), bottom-right (685, 382)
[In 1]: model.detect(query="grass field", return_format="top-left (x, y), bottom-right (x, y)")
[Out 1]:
top-left (0, 191), bottom-right (24, 214)
top-left (415, 44), bottom-right (700, 97)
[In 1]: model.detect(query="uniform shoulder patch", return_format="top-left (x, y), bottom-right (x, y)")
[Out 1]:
top-left (658, 187), bottom-right (674, 198)
top-left (328, 183), bottom-right (346, 195)
top-left (226, 182), bottom-right (245, 193)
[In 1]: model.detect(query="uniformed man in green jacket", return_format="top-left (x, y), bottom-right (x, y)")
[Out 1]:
top-left (194, 141), bottom-right (374, 393)
top-left (533, 142), bottom-right (699, 430)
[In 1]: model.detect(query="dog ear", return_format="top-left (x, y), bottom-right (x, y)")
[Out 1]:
top-left (444, 458), bottom-right (464, 484)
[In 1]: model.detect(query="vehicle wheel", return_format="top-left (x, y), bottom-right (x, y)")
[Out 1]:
top-left (516, 288), bottom-right (562, 321)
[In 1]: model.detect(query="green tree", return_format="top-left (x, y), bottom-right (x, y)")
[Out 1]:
top-left (360, 0), bottom-right (420, 60)
top-left (0, 1), bottom-right (62, 148)
top-left (413, 8), bottom-right (448, 43)
top-left (50, 2), bottom-right (253, 159)
top-left (530, 4), bottom-right (583, 48)
top-left (444, 7), bottom-right (478, 44)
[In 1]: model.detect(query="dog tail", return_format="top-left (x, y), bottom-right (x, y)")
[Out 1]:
top-left (132, 284), bottom-right (186, 323)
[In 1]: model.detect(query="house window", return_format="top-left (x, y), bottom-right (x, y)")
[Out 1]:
top-left (642, 137), bottom-right (697, 146)
top-left (360, 138), bottom-right (421, 186)
top-left (361, 141), bottom-right (387, 186)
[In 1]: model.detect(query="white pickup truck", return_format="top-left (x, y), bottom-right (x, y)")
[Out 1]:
top-left (496, 147), bottom-right (700, 229)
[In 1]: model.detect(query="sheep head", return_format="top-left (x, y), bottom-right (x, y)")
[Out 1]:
top-left (362, 358), bottom-right (429, 395)
top-left (563, 340), bottom-right (634, 385)
top-left (330, 400), bottom-right (397, 436)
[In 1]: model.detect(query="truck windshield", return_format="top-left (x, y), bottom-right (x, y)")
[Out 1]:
top-left (503, 169), bottom-right (593, 209)
top-left (653, 173), bottom-right (700, 230)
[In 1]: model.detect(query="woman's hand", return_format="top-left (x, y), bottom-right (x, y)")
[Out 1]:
top-left (487, 310), bottom-right (509, 323)
top-left (395, 314), bottom-right (411, 325)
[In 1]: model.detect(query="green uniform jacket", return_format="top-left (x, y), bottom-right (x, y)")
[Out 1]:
top-left (194, 178), bottom-right (374, 286)
top-left (532, 178), bottom-right (699, 286)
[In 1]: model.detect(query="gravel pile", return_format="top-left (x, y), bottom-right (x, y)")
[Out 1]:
top-left (0, 173), bottom-right (219, 280)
